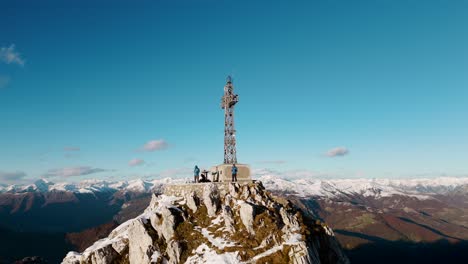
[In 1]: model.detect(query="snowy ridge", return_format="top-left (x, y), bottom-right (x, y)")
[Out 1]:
top-left (257, 174), bottom-right (468, 199)
top-left (2, 173), bottom-right (468, 199)
top-left (0, 178), bottom-right (188, 194)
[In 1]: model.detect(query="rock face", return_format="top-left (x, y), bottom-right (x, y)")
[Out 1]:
top-left (62, 181), bottom-right (349, 264)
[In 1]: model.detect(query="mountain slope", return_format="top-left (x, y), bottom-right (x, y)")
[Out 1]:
top-left (62, 182), bottom-right (349, 264)
top-left (3, 175), bottom-right (468, 263)
top-left (258, 176), bottom-right (468, 264)
top-left (0, 226), bottom-right (72, 264)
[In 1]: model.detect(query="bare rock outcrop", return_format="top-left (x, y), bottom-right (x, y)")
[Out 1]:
top-left (166, 240), bottom-right (182, 264)
top-left (62, 182), bottom-right (349, 264)
top-left (239, 201), bottom-right (256, 234)
top-left (202, 183), bottom-right (220, 217)
top-left (185, 191), bottom-right (199, 213)
top-left (127, 219), bottom-right (156, 264)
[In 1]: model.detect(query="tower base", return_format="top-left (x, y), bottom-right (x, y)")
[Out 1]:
top-left (209, 164), bottom-right (251, 182)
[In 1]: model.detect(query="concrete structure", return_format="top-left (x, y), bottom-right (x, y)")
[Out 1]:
top-left (163, 182), bottom-right (239, 197)
top-left (209, 164), bottom-right (251, 182)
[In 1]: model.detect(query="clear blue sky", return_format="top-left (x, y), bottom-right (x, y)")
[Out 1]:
top-left (1, 0), bottom-right (467, 182)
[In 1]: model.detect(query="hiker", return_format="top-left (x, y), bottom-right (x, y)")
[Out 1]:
top-left (231, 164), bottom-right (238, 182)
top-left (194, 165), bottom-right (200, 183)
top-left (211, 166), bottom-right (220, 182)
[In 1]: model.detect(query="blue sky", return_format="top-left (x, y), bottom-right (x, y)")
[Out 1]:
top-left (1, 0), bottom-right (467, 183)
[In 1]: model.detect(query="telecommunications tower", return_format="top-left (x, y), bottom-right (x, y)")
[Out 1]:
top-left (221, 76), bottom-right (239, 164)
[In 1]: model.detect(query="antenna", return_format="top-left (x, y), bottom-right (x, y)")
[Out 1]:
top-left (220, 76), bottom-right (239, 164)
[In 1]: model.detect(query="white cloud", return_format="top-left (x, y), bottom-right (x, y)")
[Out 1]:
top-left (0, 44), bottom-right (25, 66)
top-left (141, 139), bottom-right (168, 152)
top-left (0, 171), bottom-right (27, 182)
top-left (326, 147), bottom-right (349, 157)
top-left (43, 166), bottom-right (106, 177)
top-left (129, 158), bottom-right (145, 167)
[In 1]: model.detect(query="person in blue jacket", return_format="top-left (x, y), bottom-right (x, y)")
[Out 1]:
top-left (231, 164), bottom-right (238, 182)
top-left (194, 165), bottom-right (200, 183)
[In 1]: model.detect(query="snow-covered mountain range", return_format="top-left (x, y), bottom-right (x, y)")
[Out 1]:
top-left (0, 178), bottom-right (184, 194)
top-left (2, 175), bottom-right (468, 199)
top-left (259, 176), bottom-right (468, 199)
top-left (2, 175), bottom-right (468, 264)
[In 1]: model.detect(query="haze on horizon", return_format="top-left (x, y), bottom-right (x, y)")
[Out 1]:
top-left (1, 0), bottom-right (467, 184)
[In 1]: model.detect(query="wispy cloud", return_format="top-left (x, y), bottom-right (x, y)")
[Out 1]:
top-left (0, 75), bottom-right (10, 89)
top-left (129, 158), bottom-right (145, 167)
top-left (326, 147), bottom-right (349, 157)
top-left (64, 146), bottom-right (80, 151)
top-left (43, 166), bottom-right (106, 178)
top-left (257, 160), bottom-right (287, 164)
top-left (0, 44), bottom-right (25, 66)
top-left (252, 168), bottom-right (344, 180)
top-left (0, 171), bottom-right (27, 183)
top-left (141, 139), bottom-right (168, 152)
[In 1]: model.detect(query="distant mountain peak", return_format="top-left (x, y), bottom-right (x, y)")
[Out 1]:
top-left (33, 178), bottom-right (53, 192)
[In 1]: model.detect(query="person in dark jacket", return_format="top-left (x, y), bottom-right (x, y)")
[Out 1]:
top-left (194, 165), bottom-right (200, 183)
top-left (231, 164), bottom-right (238, 182)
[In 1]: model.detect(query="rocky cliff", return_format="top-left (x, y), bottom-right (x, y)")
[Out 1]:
top-left (62, 181), bottom-right (349, 264)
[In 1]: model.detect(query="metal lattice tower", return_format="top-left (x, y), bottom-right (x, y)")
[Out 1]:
top-left (221, 76), bottom-right (239, 164)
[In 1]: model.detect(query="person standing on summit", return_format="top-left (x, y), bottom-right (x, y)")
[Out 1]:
top-left (194, 165), bottom-right (200, 183)
top-left (231, 164), bottom-right (238, 182)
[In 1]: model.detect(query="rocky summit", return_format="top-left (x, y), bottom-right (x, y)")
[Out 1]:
top-left (62, 181), bottom-right (349, 264)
